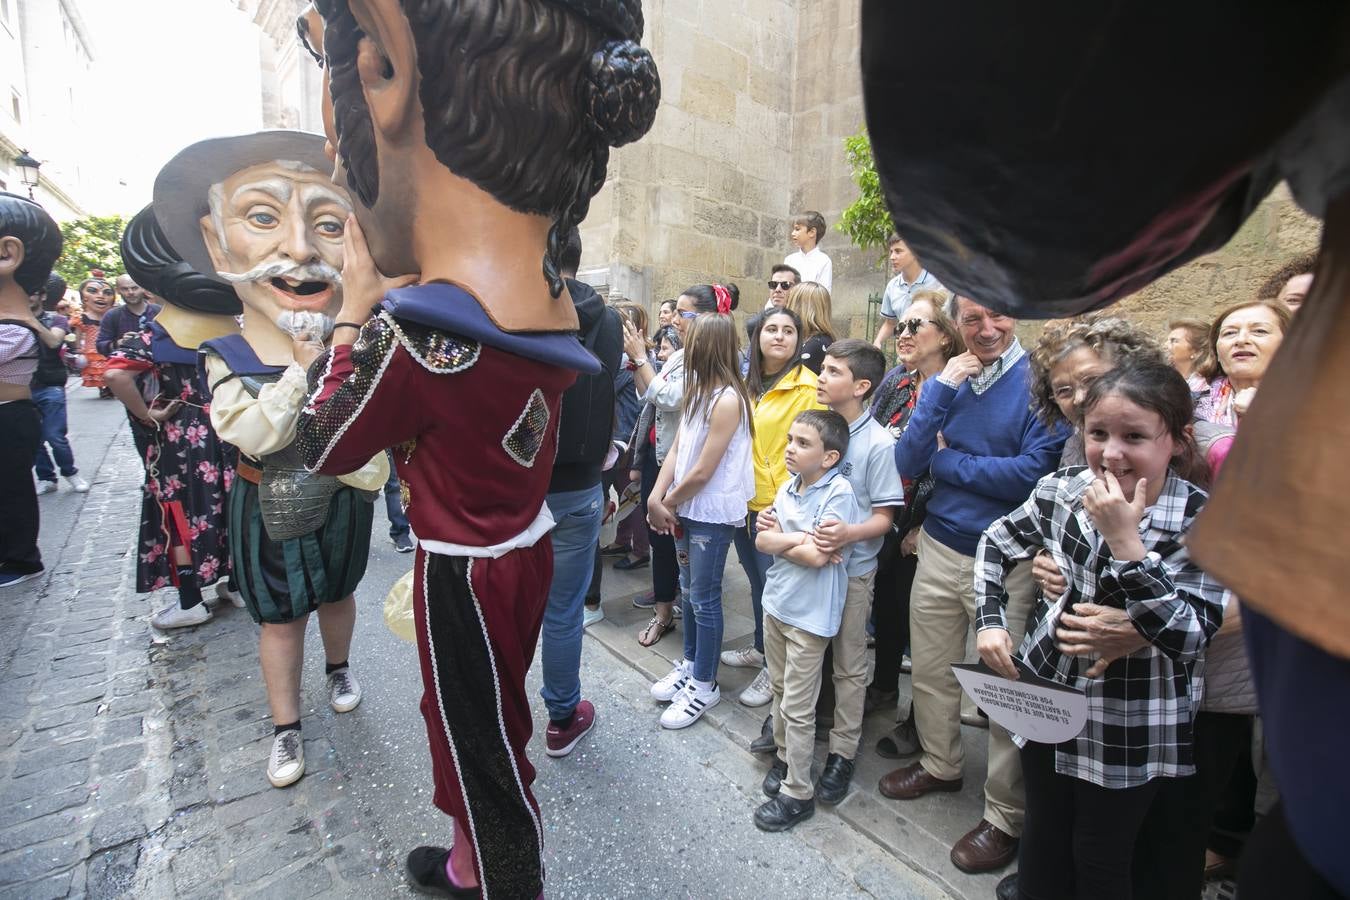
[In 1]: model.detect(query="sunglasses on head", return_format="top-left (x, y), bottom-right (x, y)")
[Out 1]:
top-left (899, 318), bottom-right (931, 336)
top-left (767, 280), bottom-right (793, 291)
top-left (677, 309), bottom-right (699, 319)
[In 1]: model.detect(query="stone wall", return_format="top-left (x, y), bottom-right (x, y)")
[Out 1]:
top-left (578, 0), bottom-right (799, 310)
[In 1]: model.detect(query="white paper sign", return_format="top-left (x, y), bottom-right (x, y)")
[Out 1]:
top-left (952, 660), bottom-right (1088, 744)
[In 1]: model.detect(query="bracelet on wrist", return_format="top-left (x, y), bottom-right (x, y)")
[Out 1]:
top-left (333, 322), bottom-right (363, 333)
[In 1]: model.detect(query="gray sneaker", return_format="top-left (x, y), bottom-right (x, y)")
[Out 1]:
top-left (267, 729), bottom-right (305, 788)
top-left (392, 532), bottom-right (414, 553)
top-left (739, 667), bottom-right (773, 707)
top-left (327, 667), bottom-right (362, 713)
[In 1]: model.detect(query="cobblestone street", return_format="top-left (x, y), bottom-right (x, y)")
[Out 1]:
top-left (0, 391), bottom-right (956, 899)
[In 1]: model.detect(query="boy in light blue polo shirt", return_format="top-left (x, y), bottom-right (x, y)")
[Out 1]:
top-left (812, 340), bottom-right (906, 800)
top-left (753, 409), bottom-right (859, 833)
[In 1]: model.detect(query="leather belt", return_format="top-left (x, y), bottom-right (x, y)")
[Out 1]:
top-left (235, 460), bottom-right (263, 485)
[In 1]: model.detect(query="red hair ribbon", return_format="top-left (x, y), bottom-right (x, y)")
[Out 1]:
top-left (712, 284), bottom-right (731, 314)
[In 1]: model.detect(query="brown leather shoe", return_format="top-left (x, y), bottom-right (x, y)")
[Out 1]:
top-left (878, 762), bottom-right (964, 800)
top-left (950, 819), bottom-right (1019, 874)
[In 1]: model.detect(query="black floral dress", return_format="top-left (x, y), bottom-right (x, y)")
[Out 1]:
top-left (109, 323), bottom-right (233, 592)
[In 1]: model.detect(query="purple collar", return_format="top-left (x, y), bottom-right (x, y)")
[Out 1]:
top-left (199, 333), bottom-right (287, 376)
top-left (149, 322), bottom-right (199, 366)
top-left (381, 282), bottom-right (599, 374)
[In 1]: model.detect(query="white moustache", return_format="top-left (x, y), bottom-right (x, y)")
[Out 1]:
top-left (216, 260), bottom-right (343, 286)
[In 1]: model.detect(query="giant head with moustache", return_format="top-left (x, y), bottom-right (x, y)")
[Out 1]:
top-left (154, 132), bottom-right (353, 366)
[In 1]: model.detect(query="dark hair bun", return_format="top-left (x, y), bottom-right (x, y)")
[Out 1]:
top-left (120, 206), bottom-right (242, 316)
top-left (725, 283), bottom-right (740, 311)
top-left (584, 39), bottom-right (661, 148)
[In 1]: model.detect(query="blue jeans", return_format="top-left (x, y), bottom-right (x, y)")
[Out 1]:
top-left (675, 517), bottom-right (735, 684)
top-left (731, 509), bottom-right (772, 653)
top-left (383, 451), bottom-right (409, 538)
top-left (540, 484), bottom-right (603, 721)
top-left (31, 385), bottom-right (77, 482)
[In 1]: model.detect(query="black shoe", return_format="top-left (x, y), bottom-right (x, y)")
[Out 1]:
top-left (754, 794), bottom-right (815, 832)
top-left (863, 686), bottom-right (899, 716)
top-left (814, 752), bottom-right (855, 805)
top-left (392, 532), bottom-right (415, 553)
top-left (762, 757), bottom-right (788, 798)
top-left (995, 873), bottom-right (1019, 900)
top-left (876, 710), bottom-right (920, 759)
top-left (405, 846), bottom-right (481, 897)
top-left (749, 714), bottom-right (775, 754)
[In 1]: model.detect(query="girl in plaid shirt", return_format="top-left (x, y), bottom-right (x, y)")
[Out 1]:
top-left (974, 361), bottom-right (1226, 900)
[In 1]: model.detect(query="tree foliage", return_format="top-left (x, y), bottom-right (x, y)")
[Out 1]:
top-left (835, 128), bottom-right (893, 268)
top-left (55, 215), bottom-right (127, 286)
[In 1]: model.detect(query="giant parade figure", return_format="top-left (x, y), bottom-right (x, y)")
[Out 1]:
top-left (151, 131), bottom-right (387, 789)
top-left (103, 206), bottom-right (242, 632)
top-left (293, 1), bottom-right (659, 896)
top-left (859, 3), bottom-right (1350, 895)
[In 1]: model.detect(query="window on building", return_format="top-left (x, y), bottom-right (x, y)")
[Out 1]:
top-left (9, 90), bottom-right (18, 124)
top-left (1, 0), bottom-right (11, 27)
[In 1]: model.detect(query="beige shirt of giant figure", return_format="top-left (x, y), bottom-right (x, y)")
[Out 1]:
top-left (199, 157), bottom-right (385, 488)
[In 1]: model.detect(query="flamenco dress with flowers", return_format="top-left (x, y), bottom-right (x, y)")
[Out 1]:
top-left (106, 322), bottom-right (233, 594)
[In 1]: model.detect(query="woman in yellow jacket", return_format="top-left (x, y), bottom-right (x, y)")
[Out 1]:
top-left (722, 306), bottom-right (825, 707)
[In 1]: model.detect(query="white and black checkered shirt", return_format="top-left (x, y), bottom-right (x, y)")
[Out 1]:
top-left (975, 467), bottom-right (1225, 788)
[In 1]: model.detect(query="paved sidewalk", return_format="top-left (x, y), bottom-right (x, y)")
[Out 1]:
top-left (0, 392), bottom-right (951, 899)
top-left (588, 548), bottom-right (1007, 900)
top-left (0, 396), bottom-right (399, 899)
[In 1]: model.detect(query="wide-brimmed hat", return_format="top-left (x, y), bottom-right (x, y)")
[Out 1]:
top-left (152, 131), bottom-right (333, 284)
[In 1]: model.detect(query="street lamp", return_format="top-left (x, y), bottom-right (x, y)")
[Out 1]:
top-left (14, 150), bottom-right (40, 200)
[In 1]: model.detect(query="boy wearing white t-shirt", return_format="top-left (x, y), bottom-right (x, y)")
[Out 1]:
top-left (785, 211), bottom-right (833, 292)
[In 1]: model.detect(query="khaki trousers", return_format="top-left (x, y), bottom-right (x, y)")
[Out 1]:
top-left (764, 612), bottom-right (831, 801)
top-left (826, 570), bottom-right (875, 758)
top-left (909, 527), bottom-right (1034, 836)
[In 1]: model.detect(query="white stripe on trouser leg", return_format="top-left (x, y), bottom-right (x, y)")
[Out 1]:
top-left (463, 559), bottom-right (546, 870)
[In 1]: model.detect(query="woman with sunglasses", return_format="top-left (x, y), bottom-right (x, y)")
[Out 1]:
top-left (866, 293), bottom-right (964, 754)
top-left (71, 272), bottom-right (117, 396)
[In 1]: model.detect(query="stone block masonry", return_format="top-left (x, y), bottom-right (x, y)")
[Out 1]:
top-left (0, 426), bottom-right (401, 899)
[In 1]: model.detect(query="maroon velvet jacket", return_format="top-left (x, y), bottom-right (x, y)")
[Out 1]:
top-left (298, 300), bottom-right (586, 549)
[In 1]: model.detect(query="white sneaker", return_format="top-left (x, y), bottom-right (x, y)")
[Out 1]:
top-left (35, 480), bottom-right (58, 496)
top-left (214, 580), bottom-right (246, 609)
top-left (65, 474), bottom-right (90, 493)
top-left (583, 604), bottom-right (604, 628)
top-left (739, 667), bottom-right (773, 707)
top-left (651, 659), bottom-right (692, 702)
top-left (720, 646), bottom-right (765, 669)
top-left (327, 667), bottom-right (362, 713)
top-left (267, 729), bottom-right (305, 788)
top-left (901, 653), bottom-right (913, 674)
top-left (660, 680), bottom-right (720, 729)
top-left (150, 602), bottom-right (212, 630)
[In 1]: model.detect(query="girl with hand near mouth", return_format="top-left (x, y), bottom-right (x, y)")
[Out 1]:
top-left (975, 360), bottom-right (1224, 900)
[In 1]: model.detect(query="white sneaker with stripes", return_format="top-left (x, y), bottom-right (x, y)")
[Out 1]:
top-left (660, 680), bottom-right (720, 729)
top-left (651, 658), bottom-right (692, 702)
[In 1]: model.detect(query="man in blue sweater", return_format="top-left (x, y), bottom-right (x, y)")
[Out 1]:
top-left (879, 297), bottom-right (1068, 875)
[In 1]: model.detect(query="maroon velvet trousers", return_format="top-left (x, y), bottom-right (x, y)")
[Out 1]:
top-left (412, 544), bottom-right (552, 899)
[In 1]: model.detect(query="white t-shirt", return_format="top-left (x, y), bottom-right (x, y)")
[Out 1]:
top-left (785, 246), bottom-right (833, 292)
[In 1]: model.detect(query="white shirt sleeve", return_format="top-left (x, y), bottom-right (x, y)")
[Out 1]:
top-left (205, 354), bottom-right (309, 458)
